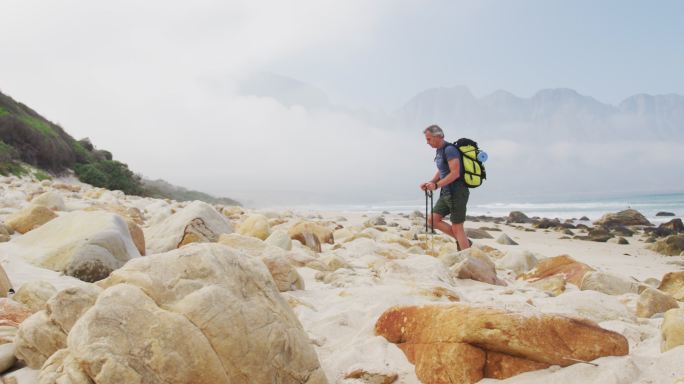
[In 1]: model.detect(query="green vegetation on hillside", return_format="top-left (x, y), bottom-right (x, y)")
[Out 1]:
top-left (1, 90), bottom-right (238, 204)
top-left (0, 140), bottom-right (18, 162)
top-left (142, 178), bottom-right (241, 206)
top-left (0, 90), bottom-right (144, 194)
top-left (19, 115), bottom-right (57, 137)
top-left (75, 160), bottom-right (143, 195)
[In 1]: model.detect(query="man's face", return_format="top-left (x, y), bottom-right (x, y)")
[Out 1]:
top-left (425, 132), bottom-right (443, 148)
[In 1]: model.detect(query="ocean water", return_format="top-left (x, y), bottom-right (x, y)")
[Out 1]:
top-left (289, 192), bottom-right (684, 225)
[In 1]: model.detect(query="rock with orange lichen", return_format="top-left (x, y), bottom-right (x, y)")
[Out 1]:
top-left (520, 255), bottom-right (594, 286)
top-left (375, 304), bottom-right (628, 383)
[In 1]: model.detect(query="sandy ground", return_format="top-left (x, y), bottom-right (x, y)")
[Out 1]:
top-left (1, 177), bottom-right (683, 383)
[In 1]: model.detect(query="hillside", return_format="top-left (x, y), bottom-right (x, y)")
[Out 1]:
top-left (0, 90), bottom-right (240, 205)
top-left (141, 178), bottom-right (240, 206)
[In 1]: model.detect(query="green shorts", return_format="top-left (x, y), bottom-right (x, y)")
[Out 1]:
top-left (433, 186), bottom-right (470, 224)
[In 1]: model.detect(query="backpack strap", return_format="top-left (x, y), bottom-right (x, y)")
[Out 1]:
top-left (439, 142), bottom-right (462, 193)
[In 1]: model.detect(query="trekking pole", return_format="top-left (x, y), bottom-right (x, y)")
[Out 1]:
top-left (429, 190), bottom-right (435, 234)
top-left (424, 190), bottom-right (429, 234)
top-left (428, 190), bottom-right (435, 254)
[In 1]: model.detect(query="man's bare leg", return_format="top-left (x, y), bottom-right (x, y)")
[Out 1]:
top-left (451, 222), bottom-right (470, 250)
top-left (429, 213), bottom-right (454, 237)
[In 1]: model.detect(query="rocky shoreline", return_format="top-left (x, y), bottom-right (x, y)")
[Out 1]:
top-left (0, 175), bottom-right (684, 383)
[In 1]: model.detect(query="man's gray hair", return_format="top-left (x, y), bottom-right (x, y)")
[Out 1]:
top-left (423, 124), bottom-right (444, 138)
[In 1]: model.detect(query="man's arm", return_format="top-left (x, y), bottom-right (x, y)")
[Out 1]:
top-left (420, 171), bottom-right (441, 190)
top-left (435, 158), bottom-right (460, 189)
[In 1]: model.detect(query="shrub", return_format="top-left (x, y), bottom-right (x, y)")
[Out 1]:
top-left (75, 160), bottom-right (143, 195)
top-left (0, 161), bottom-right (28, 177)
top-left (75, 163), bottom-right (108, 187)
top-left (0, 140), bottom-right (19, 163)
top-left (33, 169), bottom-right (52, 181)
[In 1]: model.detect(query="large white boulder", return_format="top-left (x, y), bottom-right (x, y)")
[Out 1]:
top-left (4, 211), bottom-right (141, 282)
top-left (15, 285), bottom-right (102, 369)
top-left (237, 214), bottom-right (271, 240)
top-left (30, 191), bottom-right (66, 211)
top-left (218, 234), bottom-right (304, 291)
top-left (35, 243), bottom-right (326, 383)
top-left (144, 201), bottom-right (233, 254)
top-left (496, 250), bottom-right (539, 275)
top-left (265, 229), bottom-right (292, 251)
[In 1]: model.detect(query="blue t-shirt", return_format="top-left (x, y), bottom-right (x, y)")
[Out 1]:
top-left (435, 143), bottom-right (464, 190)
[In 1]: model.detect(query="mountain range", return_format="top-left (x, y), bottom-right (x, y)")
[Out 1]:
top-left (238, 74), bottom-right (684, 142)
top-left (393, 86), bottom-right (684, 141)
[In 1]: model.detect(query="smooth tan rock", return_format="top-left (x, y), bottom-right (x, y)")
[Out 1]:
top-left (289, 221), bottom-right (334, 253)
top-left (30, 191), bottom-right (65, 211)
top-left (84, 204), bottom-right (145, 225)
top-left (218, 234), bottom-right (303, 291)
top-left (237, 214), bottom-right (271, 240)
top-left (637, 287), bottom-right (679, 318)
top-left (15, 311), bottom-right (67, 368)
top-left (529, 275), bottom-right (566, 296)
top-left (265, 229), bottom-right (292, 251)
top-left (12, 281), bottom-right (57, 313)
top-left (125, 219), bottom-right (146, 256)
top-left (484, 351), bottom-right (551, 380)
top-left (594, 209), bottom-right (652, 228)
top-left (579, 271), bottom-right (640, 295)
top-left (648, 234), bottom-right (684, 256)
top-left (465, 228), bottom-right (493, 239)
top-left (262, 254), bottom-right (305, 291)
top-left (451, 256), bottom-right (506, 286)
top-left (221, 205), bottom-right (243, 218)
top-left (83, 188), bottom-right (105, 199)
top-left (333, 228), bottom-right (353, 243)
top-left (218, 232), bottom-right (267, 254)
top-left (442, 248), bottom-right (505, 286)
top-left (440, 247), bottom-right (490, 268)
top-left (291, 232), bottom-right (322, 252)
top-left (0, 298), bottom-right (33, 326)
top-left (50, 243), bottom-right (327, 383)
top-left (144, 201), bottom-right (234, 253)
top-left (38, 349), bottom-right (92, 384)
top-left (376, 305), bottom-right (628, 381)
top-left (0, 265), bottom-right (11, 298)
top-left (5, 211), bottom-right (141, 282)
top-left (53, 183), bottom-right (82, 192)
top-left (6, 205), bottom-right (57, 234)
top-left (46, 285), bottom-right (102, 333)
top-left (343, 369), bottom-right (397, 384)
top-left (0, 223), bottom-right (12, 236)
top-left (496, 233), bottom-right (518, 245)
top-left (400, 342), bottom-right (485, 384)
top-left (521, 255), bottom-right (595, 286)
top-left (306, 255), bottom-right (350, 272)
top-left (15, 285), bottom-right (101, 369)
top-left (662, 308), bottom-right (684, 352)
top-left (0, 325), bottom-right (16, 344)
top-left (496, 251), bottom-right (539, 275)
top-left (658, 271), bottom-right (684, 300)
top-left (0, 342), bottom-right (17, 374)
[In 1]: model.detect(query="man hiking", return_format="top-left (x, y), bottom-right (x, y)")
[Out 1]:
top-left (420, 124), bottom-right (471, 250)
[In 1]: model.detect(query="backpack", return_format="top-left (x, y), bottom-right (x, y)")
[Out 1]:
top-left (442, 138), bottom-right (487, 188)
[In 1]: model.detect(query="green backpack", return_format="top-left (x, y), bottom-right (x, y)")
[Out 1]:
top-left (442, 138), bottom-right (487, 188)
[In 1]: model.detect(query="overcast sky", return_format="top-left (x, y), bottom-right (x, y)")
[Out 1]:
top-left (1, 0), bottom-right (683, 207)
